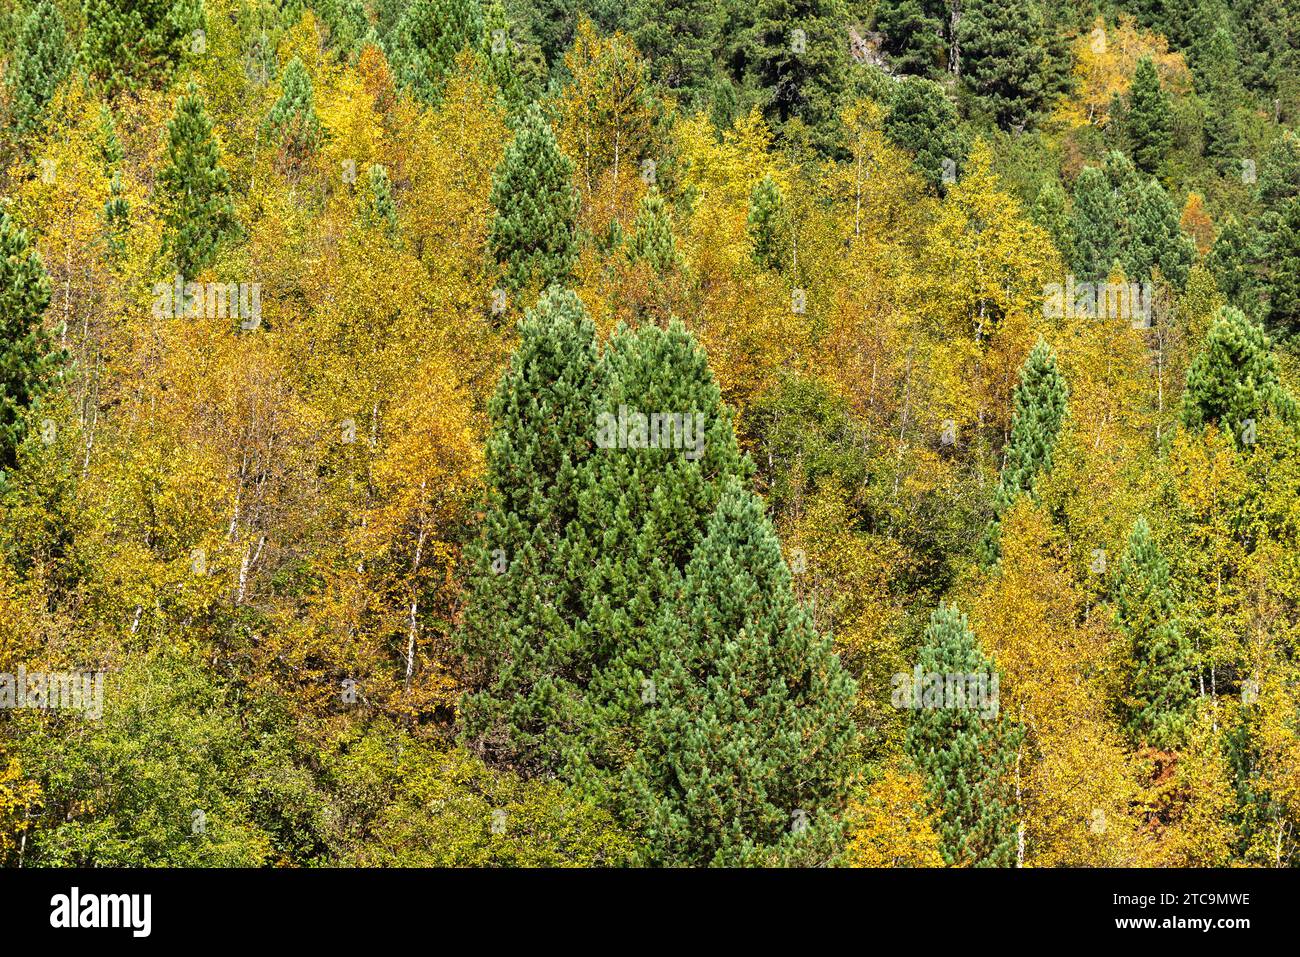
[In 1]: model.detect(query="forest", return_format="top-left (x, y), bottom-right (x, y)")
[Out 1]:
top-left (0, 0), bottom-right (1298, 869)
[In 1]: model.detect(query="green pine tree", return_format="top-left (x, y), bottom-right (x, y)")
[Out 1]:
top-left (7, 0), bottom-right (71, 138)
top-left (627, 479), bottom-right (858, 866)
top-left (983, 339), bottom-right (1068, 561)
top-left (631, 0), bottom-right (719, 110)
top-left (158, 83), bottom-right (237, 277)
top-left (488, 103), bottom-right (579, 294)
top-left (1206, 215), bottom-right (1258, 313)
top-left (1265, 197), bottom-right (1300, 337)
top-left (744, 0), bottom-right (851, 152)
top-left (957, 0), bottom-right (1049, 131)
top-left (882, 76), bottom-right (965, 192)
top-left (81, 0), bottom-right (203, 96)
top-left (626, 187), bottom-right (679, 274)
top-left (359, 163), bottom-right (399, 233)
top-left (1124, 177), bottom-right (1195, 288)
top-left (0, 212), bottom-right (62, 473)
top-left (386, 0), bottom-right (484, 103)
top-left (1125, 56), bottom-right (1173, 175)
top-left (905, 603), bottom-right (1020, 867)
top-left (480, 0), bottom-right (524, 111)
top-left (1113, 517), bottom-right (1196, 751)
top-left (1070, 166), bottom-right (1121, 283)
top-left (873, 0), bottom-right (946, 75)
top-left (1030, 178), bottom-right (1072, 264)
top-left (747, 174), bottom-right (791, 273)
top-left (264, 56), bottom-right (324, 169)
top-left (1180, 306), bottom-right (1295, 441)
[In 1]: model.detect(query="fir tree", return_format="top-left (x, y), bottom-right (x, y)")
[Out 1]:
top-left (1181, 306), bottom-right (1295, 441)
top-left (488, 103), bottom-right (579, 294)
top-left (0, 212), bottom-right (62, 473)
top-left (983, 339), bottom-right (1068, 560)
top-left (1070, 166), bottom-right (1121, 283)
top-left (882, 77), bottom-right (965, 192)
top-left (905, 603), bottom-right (1020, 867)
top-left (264, 56), bottom-right (324, 169)
top-left (1113, 517), bottom-right (1196, 751)
top-left (1125, 56), bottom-right (1172, 175)
top-left (7, 0), bottom-right (71, 138)
top-left (158, 83), bottom-right (237, 277)
top-left (628, 480), bottom-right (858, 866)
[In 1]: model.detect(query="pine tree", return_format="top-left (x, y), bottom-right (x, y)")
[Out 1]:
top-left (1124, 177), bottom-right (1195, 288)
top-left (627, 480), bottom-right (858, 866)
top-left (745, 0), bottom-right (851, 151)
top-left (0, 212), bottom-right (61, 473)
top-left (158, 83), bottom-right (237, 277)
top-left (360, 164), bottom-right (399, 233)
top-left (882, 77), bottom-right (965, 191)
top-left (1256, 131), bottom-right (1300, 210)
top-left (873, 0), bottom-right (946, 75)
top-left (1070, 166), bottom-right (1121, 283)
top-left (1181, 306), bottom-right (1295, 440)
top-left (983, 339), bottom-right (1068, 560)
top-left (631, 0), bottom-right (719, 109)
top-left (1125, 56), bottom-right (1172, 175)
top-left (1265, 197), bottom-right (1300, 337)
top-left (7, 0), bottom-right (71, 138)
top-left (905, 603), bottom-right (1020, 867)
top-left (488, 103), bottom-right (579, 294)
top-left (459, 287), bottom-right (608, 773)
top-left (1113, 518), bottom-right (1195, 751)
top-left (1206, 215), bottom-right (1258, 311)
top-left (480, 0), bottom-right (524, 111)
top-left (316, 0), bottom-right (370, 57)
top-left (1197, 25), bottom-right (1245, 172)
top-left (81, 0), bottom-right (202, 96)
top-left (747, 174), bottom-right (791, 272)
top-left (386, 0), bottom-right (484, 103)
top-left (626, 187), bottom-right (678, 274)
top-left (1030, 178), bottom-right (1072, 264)
top-left (957, 0), bottom-right (1049, 131)
top-left (264, 57), bottom-right (324, 170)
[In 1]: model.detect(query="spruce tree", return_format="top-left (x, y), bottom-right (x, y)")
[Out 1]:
top-left (1125, 56), bottom-right (1172, 175)
top-left (1070, 166), bottom-right (1121, 283)
top-left (631, 0), bottom-right (719, 109)
top-left (626, 187), bottom-right (678, 274)
top-left (1181, 306), bottom-right (1295, 439)
top-left (487, 103), bottom-right (579, 294)
top-left (627, 480), bottom-right (858, 866)
top-left (7, 0), bottom-right (71, 138)
top-left (882, 77), bottom-right (965, 192)
top-left (747, 174), bottom-right (791, 273)
top-left (0, 212), bottom-right (61, 472)
top-left (983, 339), bottom-right (1068, 561)
top-left (957, 0), bottom-right (1049, 131)
top-left (158, 83), bottom-right (237, 277)
top-left (264, 56), bottom-right (324, 170)
top-left (906, 603), bottom-right (1020, 867)
top-left (1113, 518), bottom-right (1195, 751)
